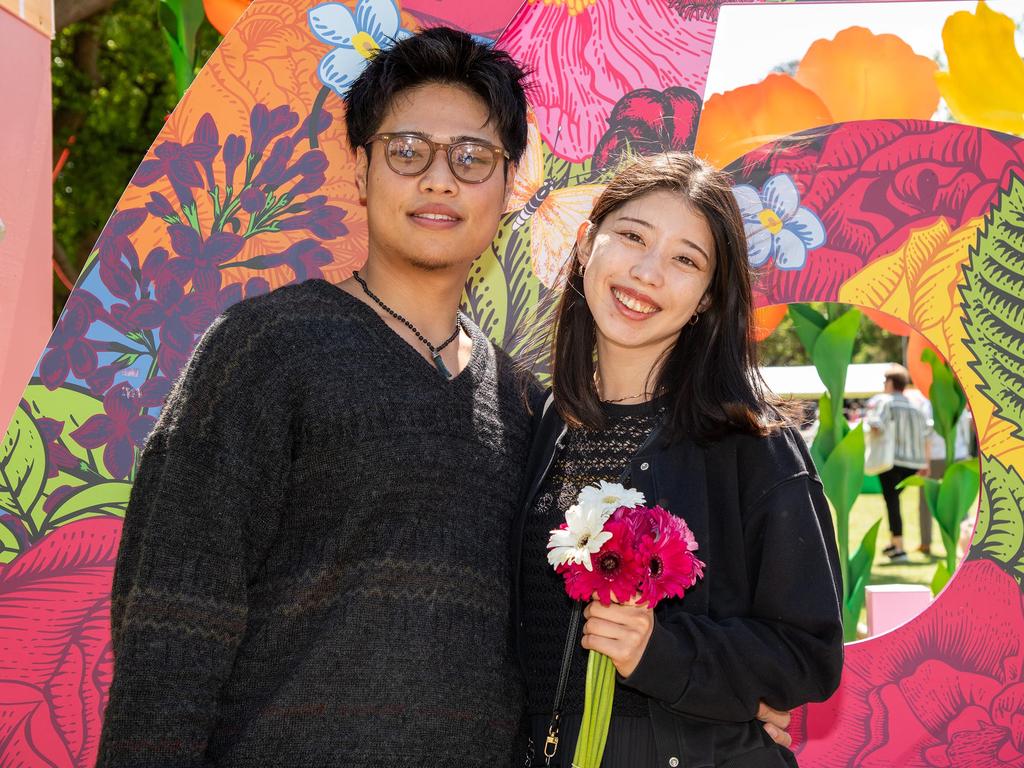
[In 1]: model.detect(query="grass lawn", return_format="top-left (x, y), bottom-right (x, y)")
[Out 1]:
top-left (839, 486), bottom-right (973, 637)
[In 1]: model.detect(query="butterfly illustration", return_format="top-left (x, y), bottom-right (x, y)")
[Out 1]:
top-left (505, 110), bottom-right (606, 288)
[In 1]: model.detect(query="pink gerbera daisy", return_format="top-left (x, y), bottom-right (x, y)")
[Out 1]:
top-left (558, 517), bottom-right (645, 605)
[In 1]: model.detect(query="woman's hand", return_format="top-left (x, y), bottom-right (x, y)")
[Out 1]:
top-left (581, 598), bottom-right (655, 678)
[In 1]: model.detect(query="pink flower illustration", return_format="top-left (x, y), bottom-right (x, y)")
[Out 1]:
top-left (791, 559), bottom-right (1024, 766)
top-left (499, 0), bottom-right (716, 162)
top-left (0, 517), bottom-right (121, 767)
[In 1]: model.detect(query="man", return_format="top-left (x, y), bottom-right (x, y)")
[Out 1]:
top-left (867, 364), bottom-right (931, 563)
top-left (97, 28), bottom-right (793, 766)
top-left (98, 28), bottom-right (535, 766)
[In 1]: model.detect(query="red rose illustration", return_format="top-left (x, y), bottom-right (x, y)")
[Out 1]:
top-left (0, 518), bottom-right (121, 767)
top-left (731, 121), bottom-right (1024, 305)
top-left (790, 559), bottom-right (1024, 767)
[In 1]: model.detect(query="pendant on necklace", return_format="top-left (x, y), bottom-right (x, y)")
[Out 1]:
top-left (432, 352), bottom-right (453, 380)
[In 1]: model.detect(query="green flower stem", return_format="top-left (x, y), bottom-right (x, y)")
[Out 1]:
top-left (572, 650), bottom-right (615, 768)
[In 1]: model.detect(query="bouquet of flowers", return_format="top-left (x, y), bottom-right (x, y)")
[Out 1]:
top-left (547, 481), bottom-right (705, 768)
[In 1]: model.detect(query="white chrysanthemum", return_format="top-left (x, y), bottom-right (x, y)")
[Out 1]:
top-left (577, 481), bottom-right (646, 520)
top-left (546, 504), bottom-right (613, 571)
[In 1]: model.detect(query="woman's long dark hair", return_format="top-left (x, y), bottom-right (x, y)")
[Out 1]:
top-left (551, 152), bottom-right (792, 443)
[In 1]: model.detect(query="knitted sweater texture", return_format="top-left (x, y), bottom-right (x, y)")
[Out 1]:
top-left (97, 279), bottom-right (536, 767)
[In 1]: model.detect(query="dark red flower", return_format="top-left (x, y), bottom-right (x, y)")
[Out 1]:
top-left (593, 87), bottom-right (702, 170)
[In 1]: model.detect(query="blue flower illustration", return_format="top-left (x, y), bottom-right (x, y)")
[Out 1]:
top-left (308, 0), bottom-right (412, 97)
top-left (732, 173), bottom-right (826, 270)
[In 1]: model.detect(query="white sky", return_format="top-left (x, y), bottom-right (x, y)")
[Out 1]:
top-left (705, 0), bottom-right (1024, 97)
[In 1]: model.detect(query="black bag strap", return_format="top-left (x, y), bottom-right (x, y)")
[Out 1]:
top-left (539, 422), bottom-right (663, 765)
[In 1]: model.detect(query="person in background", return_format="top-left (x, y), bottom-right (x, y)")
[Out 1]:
top-left (908, 393), bottom-right (975, 557)
top-left (867, 364), bottom-right (931, 563)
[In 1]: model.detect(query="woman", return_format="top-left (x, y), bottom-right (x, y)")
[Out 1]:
top-left (512, 153), bottom-right (844, 767)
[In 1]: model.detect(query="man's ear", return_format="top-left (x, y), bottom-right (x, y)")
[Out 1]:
top-left (502, 161), bottom-right (518, 212)
top-left (576, 220), bottom-right (593, 267)
top-left (355, 146), bottom-right (369, 204)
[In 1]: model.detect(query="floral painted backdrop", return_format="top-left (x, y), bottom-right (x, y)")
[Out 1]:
top-left (1, 0), bottom-right (1023, 765)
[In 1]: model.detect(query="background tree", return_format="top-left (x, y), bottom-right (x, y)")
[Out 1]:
top-left (51, 0), bottom-right (220, 322)
top-left (758, 303), bottom-right (904, 366)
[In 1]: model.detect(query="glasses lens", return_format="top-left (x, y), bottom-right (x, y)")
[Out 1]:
top-left (450, 142), bottom-right (497, 182)
top-left (385, 135), bottom-right (431, 175)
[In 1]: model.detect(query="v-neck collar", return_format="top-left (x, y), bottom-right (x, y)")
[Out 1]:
top-left (315, 279), bottom-right (487, 385)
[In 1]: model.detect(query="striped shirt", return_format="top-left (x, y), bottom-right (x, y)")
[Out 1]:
top-left (868, 393), bottom-right (930, 470)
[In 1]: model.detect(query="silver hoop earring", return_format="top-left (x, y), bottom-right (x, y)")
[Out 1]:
top-left (689, 312), bottom-right (700, 326)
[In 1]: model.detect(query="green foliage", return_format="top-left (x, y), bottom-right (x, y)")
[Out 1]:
top-left (845, 518), bottom-right (881, 640)
top-left (158, 0), bottom-right (206, 97)
top-left (921, 347), bottom-right (967, 464)
top-left (573, 650), bottom-right (616, 768)
top-left (758, 302), bottom-right (902, 367)
top-left (931, 561), bottom-right (952, 594)
top-left (960, 172), bottom-right (1024, 440)
top-left (789, 303), bottom-right (871, 640)
top-left (0, 406), bottom-right (48, 554)
top-left (462, 212), bottom-right (542, 350)
top-left (52, 0), bottom-right (221, 320)
top-left (902, 459), bottom-right (980, 579)
top-left (972, 452), bottom-right (1024, 582)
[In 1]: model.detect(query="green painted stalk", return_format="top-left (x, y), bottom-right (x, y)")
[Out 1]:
top-left (572, 650), bottom-right (616, 768)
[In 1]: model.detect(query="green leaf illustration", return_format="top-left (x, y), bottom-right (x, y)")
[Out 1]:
top-left (38, 480), bottom-right (132, 536)
top-left (0, 520), bottom-right (22, 563)
top-left (960, 172), bottom-right (1024, 440)
top-left (0, 405), bottom-right (48, 540)
top-left (20, 382), bottom-right (122, 538)
top-left (972, 452), bottom-right (1024, 580)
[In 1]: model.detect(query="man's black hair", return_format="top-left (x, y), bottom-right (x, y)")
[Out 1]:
top-left (344, 27), bottom-right (529, 164)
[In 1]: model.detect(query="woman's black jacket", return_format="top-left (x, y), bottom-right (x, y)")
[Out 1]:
top-left (511, 403), bottom-right (845, 767)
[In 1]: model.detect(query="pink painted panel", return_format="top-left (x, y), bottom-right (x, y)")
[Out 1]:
top-left (0, 8), bottom-right (52, 436)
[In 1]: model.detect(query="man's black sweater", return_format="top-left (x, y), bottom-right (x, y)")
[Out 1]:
top-left (97, 279), bottom-right (536, 767)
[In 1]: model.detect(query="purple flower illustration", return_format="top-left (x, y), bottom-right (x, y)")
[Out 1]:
top-left (250, 104), bottom-right (299, 158)
top-left (192, 113), bottom-right (221, 190)
top-left (36, 418), bottom-right (80, 478)
top-left (262, 240), bottom-right (333, 281)
top-left (732, 173), bottom-right (826, 270)
top-left (39, 293), bottom-right (104, 390)
top-left (70, 383), bottom-right (156, 479)
top-left (223, 134), bottom-right (246, 189)
top-left (168, 225), bottom-right (245, 294)
top-left (278, 204), bottom-right (348, 239)
top-left (95, 209), bottom-right (147, 301)
top-left (133, 136), bottom-right (219, 209)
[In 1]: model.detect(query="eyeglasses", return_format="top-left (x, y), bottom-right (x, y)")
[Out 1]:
top-left (365, 133), bottom-right (510, 184)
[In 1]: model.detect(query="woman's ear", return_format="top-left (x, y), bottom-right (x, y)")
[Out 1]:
top-left (576, 220), bottom-right (593, 267)
top-left (697, 293), bottom-right (712, 313)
